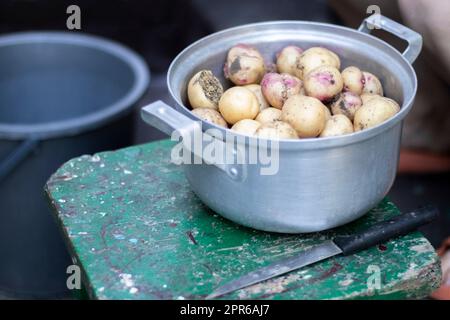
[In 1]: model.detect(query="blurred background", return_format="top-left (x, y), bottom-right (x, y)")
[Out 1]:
top-left (0, 0), bottom-right (448, 299)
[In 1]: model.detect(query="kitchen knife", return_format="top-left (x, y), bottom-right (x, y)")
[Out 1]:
top-left (206, 205), bottom-right (438, 299)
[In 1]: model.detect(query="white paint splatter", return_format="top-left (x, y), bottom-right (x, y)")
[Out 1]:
top-left (410, 243), bottom-right (433, 253)
top-left (62, 174), bottom-right (78, 181)
top-left (90, 155), bottom-right (101, 162)
top-left (129, 287), bottom-right (138, 294)
top-left (119, 273), bottom-right (134, 287)
top-left (123, 169), bottom-right (133, 175)
top-left (339, 278), bottom-right (354, 286)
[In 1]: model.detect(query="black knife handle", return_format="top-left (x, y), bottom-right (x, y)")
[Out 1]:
top-left (333, 205), bottom-right (439, 256)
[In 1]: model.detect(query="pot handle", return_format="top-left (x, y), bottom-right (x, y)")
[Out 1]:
top-left (0, 137), bottom-right (39, 182)
top-left (358, 14), bottom-right (423, 63)
top-left (141, 101), bottom-right (246, 181)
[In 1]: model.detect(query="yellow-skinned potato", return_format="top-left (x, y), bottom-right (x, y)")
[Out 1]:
top-left (304, 65), bottom-right (343, 102)
top-left (255, 107), bottom-right (282, 123)
top-left (362, 71), bottom-right (384, 95)
top-left (218, 87), bottom-right (259, 125)
top-left (281, 95), bottom-right (326, 138)
top-left (360, 93), bottom-right (381, 105)
top-left (224, 44), bottom-right (265, 85)
top-left (383, 97), bottom-right (401, 113)
top-left (320, 115), bottom-right (354, 137)
top-left (276, 45), bottom-right (304, 79)
top-left (255, 121), bottom-right (298, 139)
top-left (244, 84), bottom-right (269, 111)
top-left (188, 70), bottom-right (223, 109)
top-left (341, 66), bottom-right (364, 95)
top-left (330, 92), bottom-right (362, 121)
top-left (231, 119), bottom-right (261, 136)
top-left (354, 97), bottom-right (399, 131)
top-left (322, 105), bottom-right (332, 121)
top-left (298, 47), bottom-right (341, 80)
top-left (192, 108), bottom-right (228, 128)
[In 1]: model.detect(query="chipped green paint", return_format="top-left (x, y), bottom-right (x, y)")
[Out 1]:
top-left (45, 139), bottom-right (441, 300)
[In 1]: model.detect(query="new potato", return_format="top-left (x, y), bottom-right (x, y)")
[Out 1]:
top-left (192, 108), bottom-right (228, 127)
top-left (276, 45), bottom-right (304, 79)
top-left (341, 66), bottom-right (364, 95)
top-left (320, 115), bottom-right (354, 137)
top-left (224, 44), bottom-right (265, 85)
top-left (244, 84), bottom-right (270, 111)
top-left (354, 97), bottom-right (399, 131)
top-left (362, 71), bottom-right (384, 95)
top-left (261, 73), bottom-right (303, 109)
top-left (304, 65), bottom-right (343, 102)
top-left (322, 105), bottom-right (332, 121)
top-left (218, 87), bottom-right (259, 125)
top-left (187, 43), bottom-right (399, 141)
top-left (255, 121), bottom-right (298, 139)
top-left (330, 92), bottom-right (362, 121)
top-left (281, 95), bottom-right (327, 138)
top-left (360, 93), bottom-right (381, 105)
top-left (231, 119), bottom-right (261, 136)
top-left (298, 47), bottom-right (341, 80)
top-left (255, 107), bottom-right (282, 123)
top-left (187, 70), bottom-right (223, 109)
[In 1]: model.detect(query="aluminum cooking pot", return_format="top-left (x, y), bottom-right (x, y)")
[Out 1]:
top-left (141, 15), bottom-right (422, 233)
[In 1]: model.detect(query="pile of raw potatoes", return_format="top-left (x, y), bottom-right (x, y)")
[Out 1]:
top-left (187, 44), bottom-right (400, 139)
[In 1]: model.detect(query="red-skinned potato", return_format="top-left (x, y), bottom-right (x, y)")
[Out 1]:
top-left (255, 121), bottom-right (298, 139)
top-left (341, 66), bottom-right (364, 95)
top-left (192, 108), bottom-right (228, 128)
top-left (261, 73), bottom-right (303, 109)
top-left (281, 95), bottom-right (327, 138)
top-left (218, 87), bottom-right (259, 125)
top-left (362, 71), bottom-right (384, 95)
top-left (298, 47), bottom-right (341, 80)
top-left (188, 70), bottom-right (223, 109)
top-left (330, 92), bottom-right (362, 121)
top-left (224, 44), bottom-right (265, 85)
top-left (276, 45), bottom-right (304, 79)
top-left (304, 65), bottom-right (343, 102)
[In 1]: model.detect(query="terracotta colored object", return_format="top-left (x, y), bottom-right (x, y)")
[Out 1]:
top-left (431, 237), bottom-right (450, 300)
top-left (398, 149), bottom-right (450, 174)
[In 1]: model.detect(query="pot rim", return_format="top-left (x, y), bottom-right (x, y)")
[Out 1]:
top-left (0, 31), bottom-right (150, 140)
top-left (167, 20), bottom-right (418, 150)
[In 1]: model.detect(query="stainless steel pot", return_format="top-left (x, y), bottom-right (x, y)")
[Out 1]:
top-left (141, 15), bottom-right (422, 233)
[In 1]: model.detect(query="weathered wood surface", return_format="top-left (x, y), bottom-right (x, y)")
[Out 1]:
top-left (45, 139), bottom-right (441, 300)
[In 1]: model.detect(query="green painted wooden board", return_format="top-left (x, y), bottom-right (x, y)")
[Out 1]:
top-left (45, 139), bottom-right (441, 300)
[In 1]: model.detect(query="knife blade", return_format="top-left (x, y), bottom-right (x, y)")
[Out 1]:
top-left (206, 205), bottom-right (438, 299)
